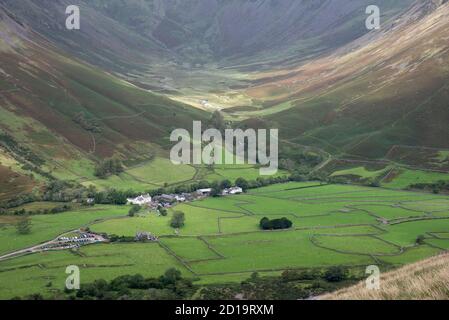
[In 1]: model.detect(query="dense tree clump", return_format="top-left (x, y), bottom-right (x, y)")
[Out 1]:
top-left (235, 177), bottom-right (249, 191)
top-left (72, 112), bottom-right (102, 133)
top-left (199, 267), bottom-right (356, 300)
top-left (66, 268), bottom-right (194, 300)
top-left (170, 211), bottom-right (185, 228)
top-left (94, 189), bottom-right (128, 205)
top-left (94, 158), bottom-right (124, 178)
top-left (43, 180), bottom-right (90, 203)
top-left (8, 204), bottom-right (73, 216)
top-left (220, 179), bottom-right (232, 189)
top-left (107, 235), bottom-right (136, 243)
top-left (16, 266), bottom-right (358, 300)
top-left (259, 217), bottom-right (293, 230)
top-left (324, 266), bottom-right (349, 282)
top-left (410, 180), bottom-right (449, 194)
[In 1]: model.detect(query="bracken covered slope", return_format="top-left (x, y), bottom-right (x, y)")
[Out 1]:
top-left (321, 252), bottom-right (449, 300)
top-left (0, 4), bottom-right (207, 199)
top-left (240, 0), bottom-right (449, 159)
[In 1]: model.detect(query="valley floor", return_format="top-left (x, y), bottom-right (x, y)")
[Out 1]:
top-left (1, 182), bottom-right (449, 299)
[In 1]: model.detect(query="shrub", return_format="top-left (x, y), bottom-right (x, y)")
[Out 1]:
top-left (324, 266), bottom-right (348, 282)
top-left (128, 205), bottom-right (141, 217)
top-left (416, 235), bottom-right (426, 245)
top-left (159, 207), bottom-right (168, 216)
top-left (16, 218), bottom-right (32, 235)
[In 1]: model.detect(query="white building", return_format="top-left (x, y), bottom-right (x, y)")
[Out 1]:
top-left (223, 187), bottom-right (243, 196)
top-left (127, 194), bottom-right (152, 205)
top-left (196, 188), bottom-right (212, 196)
top-left (175, 195), bottom-right (186, 202)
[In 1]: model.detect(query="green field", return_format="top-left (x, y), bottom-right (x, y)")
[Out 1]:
top-left (331, 166), bottom-right (390, 179)
top-left (0, 243), bottom-right (187, 299)
top-left (0, 206), bottom-right (128, 256)
top-left (1, 182), bottom-right (449, 298)
top-left (79, 156), bottom-right (284, 191)
top-left (81, 157), bottom-right (196, 191)
top-left (384, 169), bottom-right (449, 189)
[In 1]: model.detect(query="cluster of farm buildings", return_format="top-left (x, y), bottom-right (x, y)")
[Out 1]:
top-left (126, 187), bottom-right (243, 207)
top-left (30, 187), bottom-right (243, 254)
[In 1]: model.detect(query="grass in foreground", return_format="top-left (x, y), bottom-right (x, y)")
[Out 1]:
top-left (320, 252), bottom-right (449, 300)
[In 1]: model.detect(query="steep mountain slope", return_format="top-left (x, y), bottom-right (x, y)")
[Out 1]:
top-left (236, 0), bottom-right (449, 159)
top-left (0, 0), bottom-right (447, 199)
top-left (88, 0), bottom-right (415, 63)
top-left (0, 0), bottom-right (170, 73)
top-left (0, 5), bottom-right (207, 193)
top-left (1, 0), bottom-right (415, 91)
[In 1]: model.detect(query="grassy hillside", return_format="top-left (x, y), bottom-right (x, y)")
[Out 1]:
top-left (321, 252), bottom-right (449, 299)
top-left (0, 5), bottom-right (210, 197)
top-left (232, 2), bottom-right (449, 159)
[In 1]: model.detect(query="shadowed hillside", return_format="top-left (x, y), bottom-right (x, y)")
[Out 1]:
top-left (1, 0), bottom-right (448, 197)
top-left (1, 0), bottom-right (415, 90)
top-left (238, 0), bottom-right (449, 159)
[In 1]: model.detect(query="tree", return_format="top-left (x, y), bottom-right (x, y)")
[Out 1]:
top-left (416, 235), bottom-right (426, 245)
top-left (249, 272), bottom-right (260, 282)
top-left (197, 180), bottom-right (211, 189)
top-left (94, 158), bottom-right (124, 179)
top-left (107, 189), bottom-right (127, 205)
top-left (220, 179), bottom-right (232, 190)
top-left (324, 266), bottom-right (348, 282)
top-left (159, 207), bottom-right (168, 216)
top-left (235, 178), bottom-right (249, 191)
top-left (260, 217), bottom-right (271, 229)
top-left (210, 188), bottom-right (221, 197)
top-left (128, 205), bottom-right (141, 217)
top-left (170, 211), bottom-right (185, 228)
top-left (208, 110), bottom-right (226, 132)
top-left (209, 181), bottom-right (222, 197)
top-left (16, 218), bottom-right (31, 235)
top-left (161, 268), bottom-right (182, 285)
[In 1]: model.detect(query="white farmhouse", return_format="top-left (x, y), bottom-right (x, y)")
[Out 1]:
top-left (127, 194), bottom-right (152, 205)
top-left (175, 195), bottom-right (186, 202)
top-left (196, 188), bottom-right (212, 196)
top-left (222, 187), bottom-right (243, 196)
